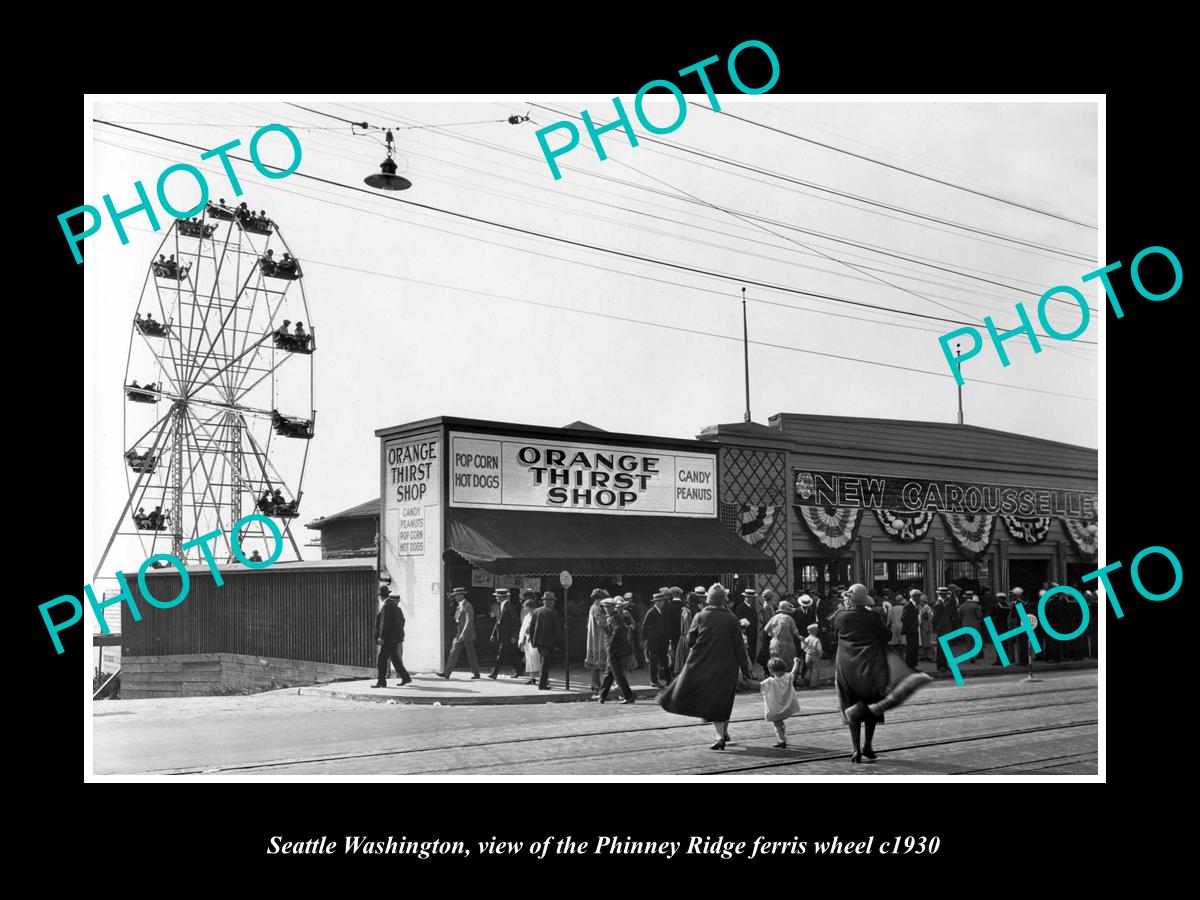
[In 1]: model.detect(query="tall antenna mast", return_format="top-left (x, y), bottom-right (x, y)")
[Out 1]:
top-left (742, 287), bottom-right (751, 423)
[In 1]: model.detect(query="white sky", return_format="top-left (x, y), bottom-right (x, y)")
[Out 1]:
top-left (87, 97), bottom-right (1099, 578)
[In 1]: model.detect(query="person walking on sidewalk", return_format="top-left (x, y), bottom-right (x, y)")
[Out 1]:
top-left (438, 587), bottom-right (481, 680)
top-left (517, 594), bottom-right (541, 685)
top-left (659, 583), bottom-right (752, 751)
top-left (585, 588), bottom-right (611, 695)
top-left (932, 587), bottom-right (958, 673)
top-left (761, 656), bottom-right (802, 748)
top-left (372, 584), bottom-right (411, 688)
top-left (675, 587), bottom-right (703, 673)
top-left (800, 623), bottom-right (823, 688)
top-left (597, 598), bottom-right (636, 704)
top-left (529, 591), bottom-right (563, 690)
top-left (489, 588), bottom-right (524, 679)
top-left (958, 590), bottom-right (984, 664)
top-left (642, 590), bottom-right (671, 687)
top-left (765, 599), bottom-right (801, 673)
top-left (902, 589), bottom-right (922, 670)
top-left (834, 584), bottom-right (933, 764)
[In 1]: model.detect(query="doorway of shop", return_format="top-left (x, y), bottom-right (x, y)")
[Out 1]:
top-left (1007, 558), bottom-right (1050, 599)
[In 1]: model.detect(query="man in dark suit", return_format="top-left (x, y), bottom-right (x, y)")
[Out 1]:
top-left (529, 591), bottom-right (563, 690)
top-left (902, 589), bottom-right (922, 670)
top-left (489, 588), bottom-right (524, 679)
top-left (372, 584), bottom-right (411, 688)
top-left (439, 586), bottom-right (481, 679)
top-left (642, 590), bottom-right (671, 687)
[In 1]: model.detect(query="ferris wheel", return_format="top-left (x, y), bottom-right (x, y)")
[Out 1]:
top-left (94, 199), bottom-right (316, 579)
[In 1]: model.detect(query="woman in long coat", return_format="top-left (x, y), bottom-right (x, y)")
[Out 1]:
top-left (659, 583), bottom-right (751, 750)
top-left (517, 597), bottom-right (541, 685)
top-left (765, 600), bottom-right (801, 670)
top-left (833, 584), bottom-right (932, 763)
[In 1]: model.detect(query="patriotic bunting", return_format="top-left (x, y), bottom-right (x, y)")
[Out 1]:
top-left (941, 512), bottom-right (997, 558)
top-left (1061, 518), bottom-right (1099, 556)
top-left (1002, 515), bottom-right (1051, 544)
top-left (795, 504), bottom-right (862, 552)
top-left (874, 509), bottom-right (935, 542)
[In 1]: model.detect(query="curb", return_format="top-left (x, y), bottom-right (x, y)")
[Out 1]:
top-left (298, 661), bottom-right (1096, 707)
top-left (298, 681), bottom-right (667, 706)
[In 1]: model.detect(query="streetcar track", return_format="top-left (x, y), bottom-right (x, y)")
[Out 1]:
top-left (704, 721), bottom-right (1098, 775)
top-left (957, 750), bottom-right (1098, 774)
top-left (153, 691), bottom-right (1097, 775)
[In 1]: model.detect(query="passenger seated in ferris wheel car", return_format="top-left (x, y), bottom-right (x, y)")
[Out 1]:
top-left (293, 321), bottom-right (308, 345)
top-left (207, 198), bottom-right (236, 220)
top-left (125, 449), bottom-right (155, 471)
top-left (272, 409), bottom-right (313, 438)
top-left (134, 505), bottom-right (168, 530)
top-left (135, 312), bottom-right (170, 337)
top-left (258, 489), bottom-right (275, 514)
top-left (127, 380), bottom-right (160, 401)
top-left (261, 249), bottom-right (300, 278)
top-left (152, 254), bottom-right (176, 278)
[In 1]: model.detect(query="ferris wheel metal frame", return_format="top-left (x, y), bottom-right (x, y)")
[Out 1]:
top-left (92, 199), bottom-right (317, 583)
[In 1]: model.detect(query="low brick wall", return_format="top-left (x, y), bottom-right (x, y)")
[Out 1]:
top-left (121, 653), bottom-right (373, 699)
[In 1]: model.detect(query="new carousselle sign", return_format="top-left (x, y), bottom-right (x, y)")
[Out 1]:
top-left (794, 469), bottom-right (1097, 519)
top-left (449, 432), bottom-right (716, 517)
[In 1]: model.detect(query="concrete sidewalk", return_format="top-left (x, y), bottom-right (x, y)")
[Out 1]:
top-left (299, 655), bottom-right (1097, 706)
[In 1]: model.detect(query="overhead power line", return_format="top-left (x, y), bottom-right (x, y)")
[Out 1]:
top-left (698, 104), bottom-right (1098, 229)
top-left (529, 103), bottom-right (1095, 264)
top-left (96, 133), bottom-right (1097, 401)
top-left (92, 119), bottom-right (1098, 347)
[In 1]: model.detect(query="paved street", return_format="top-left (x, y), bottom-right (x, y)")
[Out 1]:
top-left (94, 669), bottom-right (1097, 776)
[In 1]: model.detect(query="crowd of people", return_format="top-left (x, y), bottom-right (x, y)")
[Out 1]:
top-left (369, 575), bottom-right (1097, 763)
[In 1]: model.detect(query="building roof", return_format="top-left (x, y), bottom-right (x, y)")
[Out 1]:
top-left (769, 413), bottom-right (1097, 488)
top-left (144, 558), bottom-right (377, 575)
top-left (305, 497), bottom-right (379, 530)
top-left (375, 415), bottom-right (716, 454)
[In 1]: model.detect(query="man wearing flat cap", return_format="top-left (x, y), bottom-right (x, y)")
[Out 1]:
top-left (439, 587), bottom-right (481, 680)
top-left (489, 588), bottom-right (523, 680)
top-left (528, 591), bottom-right (563, 690)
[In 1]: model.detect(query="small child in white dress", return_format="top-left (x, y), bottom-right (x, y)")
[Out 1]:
top-left (800, 624), bottom-right (823, 688)
top-left (760, 656), bottom-right (803, 748)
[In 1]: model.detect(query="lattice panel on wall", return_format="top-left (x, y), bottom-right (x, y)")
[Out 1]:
top-left (719, 446), bottom-right (789, 595)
